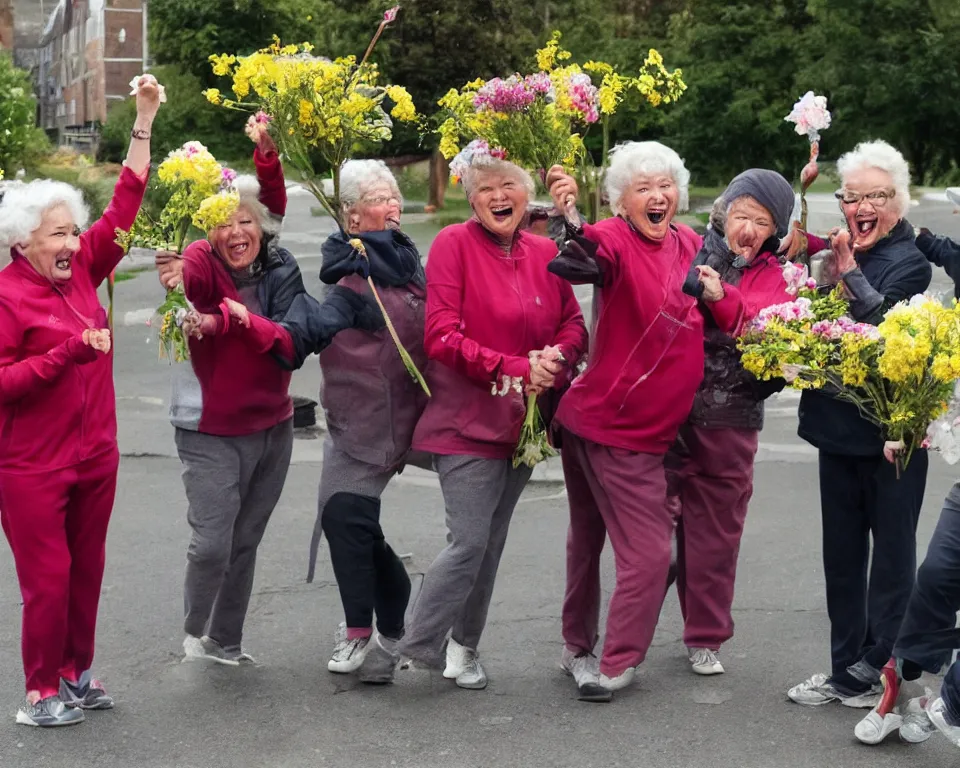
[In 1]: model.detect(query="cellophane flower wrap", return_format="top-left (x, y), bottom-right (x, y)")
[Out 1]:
top-left (115, 142), bottom-right (239, 364)
top-left (739, 287), bottom-right (960, 470)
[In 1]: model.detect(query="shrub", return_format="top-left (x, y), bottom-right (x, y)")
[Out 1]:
top-left (0, 53), bottom-right (50, 175)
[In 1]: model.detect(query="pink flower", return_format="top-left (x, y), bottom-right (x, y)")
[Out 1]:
top-left (524, 72), bottom-right (553, 96)
top-left (785, 91), bottom-right (831, 142)
top-left (805, 277), bottom-right (817, 290)
top-left (474, 75), bottom-right (536, 113)
top-left (383, 5), bottom-right (400, 23)
top-left (254, 111), bottom-right (272, 125)
top-left (565, 72), bottom-right (599, 124)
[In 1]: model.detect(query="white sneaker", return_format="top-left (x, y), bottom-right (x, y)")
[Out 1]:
top-left (928, 697), bottom-right (960, 748)
top-left (182, 635), bottom-right (206, 661)
top-left (599, 666), bottom-right (636, 692)
top-left (788, 672), bottom-right (881, 708)
top-left (689, 648), bottom-right (724, 676)
top-left (443, 637), bottom-right (469, 680)
top-left (327, 622), bottom-right (370, 674)
top-left (560, 647), bottom-right (611, 703)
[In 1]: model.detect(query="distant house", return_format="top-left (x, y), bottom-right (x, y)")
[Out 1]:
top-left (36, 0), bottom-right (148, 152)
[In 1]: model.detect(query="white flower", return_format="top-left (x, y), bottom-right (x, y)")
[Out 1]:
top-left (129, 75), bottom-right (167, 102)
top-left (784, 91), bottom-right (830, 140)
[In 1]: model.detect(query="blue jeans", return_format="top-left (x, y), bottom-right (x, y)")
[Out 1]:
top-left (894, 482), bottom-right (960, 725)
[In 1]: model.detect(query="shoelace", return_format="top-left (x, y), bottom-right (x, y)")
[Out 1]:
top-left (691, 649), bottom-right (719, 667)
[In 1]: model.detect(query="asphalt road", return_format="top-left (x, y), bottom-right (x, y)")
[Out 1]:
top-left (1, 192), bottom-right (960, 767)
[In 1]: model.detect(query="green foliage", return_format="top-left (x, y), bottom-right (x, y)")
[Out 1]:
top-left (0, 53), bottom-right (50, 175)
top-left (31, 164), bottom-right (115, 220)
top-left (98, 65), bottom-right (248, 165)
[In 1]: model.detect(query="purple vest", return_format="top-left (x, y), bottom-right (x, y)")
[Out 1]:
top-left (319, 275), bottom-right (428, 469)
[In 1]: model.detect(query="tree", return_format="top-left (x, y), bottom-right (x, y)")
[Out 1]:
top-left (662, 0), bottom-right (815, 185)
top-left (0, 53), bottom-right (49, 175)
top-left (98, 65), bottom-right (249, 164)
top-left (800, 0), bottom-right (960, 182)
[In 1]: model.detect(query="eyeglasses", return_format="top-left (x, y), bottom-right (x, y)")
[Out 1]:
top-left (834, 189), bottom-right (896, 207)
top-left (362, 195), bottom-right (402, 207)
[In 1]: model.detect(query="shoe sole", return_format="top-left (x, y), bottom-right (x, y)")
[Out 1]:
top-left (692, 665), bottom-right (725, 676)
top-left (577, 683), bottom-right (613, 703)
top-left (183, 654), bottom-right (240, 668)
top-left (842, 694), bottom-right (883, 709)
top-left (455, 678), bottom-right (487, 690)
top-left (16, 711), bottom-right (85, 727)
top-left (327, 658), bottom-right (366, 674)
top-left (66, 700), bottom-right (115, 711)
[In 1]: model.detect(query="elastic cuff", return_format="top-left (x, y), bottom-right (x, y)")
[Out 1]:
top-left (346, 626), bottom-right (373, 641)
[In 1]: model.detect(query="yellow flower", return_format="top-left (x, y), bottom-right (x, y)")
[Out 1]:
top-left (298, 99), bottom-right (314, 125)
top-left (385, 85), bottom-right (416, 122)
top-left (438, 118), bottom-right (461, 159)
top-left (208, 53), bottom-right (237, 77)
top-left (535, 30), bottom-right (571, 72)
top-left (192, 191), bottom-right (240, 232)
top-left (203, 88), bottom-right (222, 105)
top-left (583, 60), bottom-right (614, 76)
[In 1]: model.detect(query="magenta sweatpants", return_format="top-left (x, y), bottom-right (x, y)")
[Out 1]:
top-left (560, 431), bottom-right (673, 677)
top-left (0, 449), bottom-right (119, 697)
top-left (667, 424), bottom-right (759, 650)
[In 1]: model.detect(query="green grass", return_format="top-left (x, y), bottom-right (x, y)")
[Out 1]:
top-left (113, 266), bottom-right (151, 282)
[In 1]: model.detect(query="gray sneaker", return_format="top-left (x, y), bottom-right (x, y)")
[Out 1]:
top-left (455, 651), bottom-right (487, 690)
top-left (60, 676), bottom-right (114, 710)
top-left (182, 634), bottom-right (240, 666)
top-left (358, 634), bottom-right (401, 685)
top-left (16, 695), bottom-right (85, 727)
top-left (221, 645), bottom-right (257, 665)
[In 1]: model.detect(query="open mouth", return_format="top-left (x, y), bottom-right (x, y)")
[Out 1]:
top-left (647, 210), bottom-right (666, 225)
top-left (54, 255), bottom-right (72, 272)
top-left (228, 242), bottom-right (250, 259)
top-left (491, 205), bottom-right (513, 222)
top-left (855, 218), bottom-right (877, 238)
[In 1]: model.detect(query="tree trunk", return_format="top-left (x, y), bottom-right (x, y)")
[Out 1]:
top-left (427, 149), bottom-right (449, 210)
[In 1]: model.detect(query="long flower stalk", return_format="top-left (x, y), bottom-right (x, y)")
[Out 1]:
top-left (349, 238), bottom-right (430, 397)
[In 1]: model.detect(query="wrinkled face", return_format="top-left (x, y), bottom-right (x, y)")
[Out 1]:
top-left (21, 203), bottom-right (81, 283)
top-left (618, 173), bottom-right (680, 241)
top-left (839, 166), bottom-right (900, 252)
top-left (348, 183), bottom-right (402, 234)
top-left (725, 196), bottom-right (776, 263)
top-left (210, 204), bottom-right (262, 270)
top-left (469, 170), bottom-right (529, 240)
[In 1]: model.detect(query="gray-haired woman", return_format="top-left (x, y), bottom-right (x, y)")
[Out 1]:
top-left (789, 139), bottom-right (932, 708)
top-left (0, 75), bottom-right (160, 726)
top-left (304, 159), bottom-right (428, 685)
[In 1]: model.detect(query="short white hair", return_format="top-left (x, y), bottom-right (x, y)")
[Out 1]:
top-left (230, 174), bottom-right (280, 239)
top-left (837, 140), bottom-right (911, 217)
top-left (605, 141), bottom-right (690, 213)
top-left (0, 179), bottom-right (89, 248)
top-left (339, 159), bottom-right (403, 211)
top-left (462, 157), bottom-right (535, 200)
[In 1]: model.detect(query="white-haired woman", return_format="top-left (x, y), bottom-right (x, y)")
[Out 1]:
top-left (545, 142), bottom-right (740, 701)
top-left (789, 140), bottom-right (932, 708)
top-left (398, 150), bottom-right (588, 689)
top-left (0, 76), bottom-right (161, 726)
top-left (174, 139), bottom-right (378, 666)
top-left (302, 159), bottom-right (427, 684)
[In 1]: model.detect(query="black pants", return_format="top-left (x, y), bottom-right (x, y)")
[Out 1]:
top-left (818, 449), bottom-right (928, 681)
top-left (321, 493), bottom-right (410, 639)
top-left (895, 483), bottom-right (960, 723)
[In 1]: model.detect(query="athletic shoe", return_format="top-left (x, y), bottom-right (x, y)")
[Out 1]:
top-left (16, 695), bottom-right (84, 727)
top-left (328, 622), bottom-right (369, 674)
top-left (560, 647), bottom-right (611, 703)
top-left (689, 648), bottom-right (724, 676)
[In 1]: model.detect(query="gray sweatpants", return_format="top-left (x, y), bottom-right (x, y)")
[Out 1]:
top-left (399, 455), bottom-right (532, 666)
top-left (175, 419), bottom-right (294, 649)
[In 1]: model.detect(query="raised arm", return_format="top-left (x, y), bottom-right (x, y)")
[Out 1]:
top-left (423, 231), bottom-right (529, 384)
top-left (916, 229), bottom-right (960, 288)
top-left (81, 74), bottom-right (162, 286)
top-left (251, 128), bottom-right (286, 218)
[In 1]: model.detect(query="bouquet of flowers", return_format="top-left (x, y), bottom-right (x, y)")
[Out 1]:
top-left (513, 392), bottom-right (557, 469)
top-left (115, 141), bottom-right (239, 363)
top-left (203, 8), bottom-right (416, 221)
top-left (784, 91), bottom-right (832, 263)
top-left (739, 287), bottom-right (960, 472)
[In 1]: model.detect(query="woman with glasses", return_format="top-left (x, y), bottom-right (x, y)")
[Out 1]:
top-left (788, 140), bottom-right (933, 709)
top-left (306, 160), bottom-right (429, 684)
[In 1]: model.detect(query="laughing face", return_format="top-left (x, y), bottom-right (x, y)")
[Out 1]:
top-left (348, 183), bottom-right (402, 234)
top-left (618, 173), bottom-right (680, 241)
top-left (210, 204), bottom-right (262, 270)
top-left (838, 166), bottom-right (900, 252)
top-left (469, 170), bottom-right (529, 241)
top-left (21, 203), bottom-right (82, 283)
top-left (725, 196), bottom-right (776, 263)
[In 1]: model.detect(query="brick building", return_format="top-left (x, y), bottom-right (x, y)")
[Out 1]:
top-left (36, 0), bottom-right (148, 150)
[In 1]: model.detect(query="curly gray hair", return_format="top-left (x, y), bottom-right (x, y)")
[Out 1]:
top-left (837, 139), bottom-right (912, 218)
top-left (339, 159), bottom-right (403, 213)
top-left (462, 157), bottom-right (535, 200)
top-left (0, 179), bottom-right (89, 248)
top-left (605, 141), bottom-right (690, 214)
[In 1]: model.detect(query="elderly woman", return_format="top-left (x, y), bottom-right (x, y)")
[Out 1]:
top-left (175, 137), bottom-right (376, 666)
top-left (664, 169), bottom-right (797, 677)
top-left (0, 76), bottom-right (161, 726)
top-left (789, 140), bottom-right (932, 708)
top-left (545, 142), bottom-right (740, 701)
top-left (398, 151), bottom-right (587, 689)
top-left (302, 159), bottom-right (426, 684)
